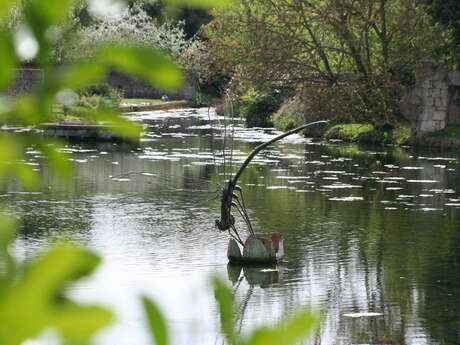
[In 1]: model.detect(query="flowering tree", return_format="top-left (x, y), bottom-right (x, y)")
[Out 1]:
top-left (57, 3), bottom-right (202, 63)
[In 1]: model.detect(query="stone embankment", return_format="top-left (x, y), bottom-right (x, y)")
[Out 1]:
top-left (401, 60), bottom-right (460, 147)
top-left (40, 122), bottom-right (131, 142)
top-left (118, 100), bottom-right (190, 112)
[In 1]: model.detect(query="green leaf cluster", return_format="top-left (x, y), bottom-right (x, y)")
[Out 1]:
top-left (141, 276), bottom-right (320, 345)
top-left (0, 218), bottom-right (113, 345)
top-left (0, 0), bottom-right (189, 188)
top-left (212, 277), bottom-right (320, 345)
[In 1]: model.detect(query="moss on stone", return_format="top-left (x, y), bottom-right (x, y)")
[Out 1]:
top-left (389, 126), bottom-right (411, 145)
top-left (432, 125), bottom-right (460, 139)
top-left (325, 124), bottom-right (374, 141)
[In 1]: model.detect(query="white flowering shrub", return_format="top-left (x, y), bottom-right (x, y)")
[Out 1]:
top-left (59, 4), bottom-right (202, 63)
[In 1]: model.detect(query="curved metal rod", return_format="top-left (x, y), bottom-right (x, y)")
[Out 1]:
top-left (230, 120), bottom-right (329, 186)
top-left (217, 120), bottom-right (328, 232)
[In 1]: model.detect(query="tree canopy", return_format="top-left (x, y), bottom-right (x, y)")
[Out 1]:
top-left (206, 0), bottom-right (452, 90)
top-left (425, 0), bottom-right (460, 67)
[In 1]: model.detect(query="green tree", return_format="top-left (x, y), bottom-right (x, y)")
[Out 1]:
top-left (424, 0), bottom-right (460, 68)
top-left (207, 0), bottom-right (448, 87)
top-left (206, 0), bottom-right (452, 126)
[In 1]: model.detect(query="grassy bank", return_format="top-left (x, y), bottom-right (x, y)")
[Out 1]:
top-left (121, 98), bottom-right (162, 105)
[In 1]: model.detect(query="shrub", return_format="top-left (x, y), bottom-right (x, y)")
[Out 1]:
top-left (272, 97), bottom-right (304, 131)
top-left (273, 75), bottom-right (406, 130)
top-left (76, 83), bottom-right (122, 109)
top-left (239, 89), bottom-right (284, 127)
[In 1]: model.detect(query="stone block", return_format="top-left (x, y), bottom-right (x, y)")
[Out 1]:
top-left (433, 110), bottom-right (447, 121)
top-left (419, 120), bottom-right (437, 133)
top-left (434, 120), bottom-right (446, 132)
top-left (448, 71), bottom-right (460, 86)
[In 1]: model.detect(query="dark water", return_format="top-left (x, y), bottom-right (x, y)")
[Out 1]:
top-left (6, 108), bottom-right (460, 345)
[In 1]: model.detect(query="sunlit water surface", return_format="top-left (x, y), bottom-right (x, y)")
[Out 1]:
top-left (6, 108), bottom-right (460, 345)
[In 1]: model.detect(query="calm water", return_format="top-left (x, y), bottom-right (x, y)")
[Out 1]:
top-left (6, 108), bottom-right (460, 345)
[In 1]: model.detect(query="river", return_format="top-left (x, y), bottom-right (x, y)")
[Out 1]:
top-left (7, 108), bottom-right (460, 345)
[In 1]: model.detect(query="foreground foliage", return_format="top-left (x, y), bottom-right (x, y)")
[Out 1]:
top-left (0, 1), bottom-right (320, 345)
top-left (0, 224), bottom-right (113, 345)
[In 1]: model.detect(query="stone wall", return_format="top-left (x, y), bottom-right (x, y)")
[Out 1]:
top-left (401, 61), bottom-right (460, 142)
top-left (447, 73), bottom-right (460, 125)
top-left (7, 69), bottom-right (44, 95)
top-left (106, 71), bottom-right (196, 101)
top-left (7, 68), bottom-right (197, 102)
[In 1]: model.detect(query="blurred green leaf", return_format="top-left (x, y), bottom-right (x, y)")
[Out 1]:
top-left (0, 133), bottom-right (39, 189)
top-left (99, 46), bottom-right (184, 90)
top-left (0, 215), bottom-right (17, 286)
top-left (0, 216), bottom-right (16, 252)
top-left (0, 246), bottom-right (113, 345)
top-left (0, 30), bottom-right (17, 91)
top-left (35, 138), bottom-right (72, 179)
top-left (245, 311), bottom-right (320, 345)
top-left (143, 297), bottom-right (169, 345)
top-left (0, 0), bottom-right (18, 19)
top-left (53, 304), bottom-right (113, 341)
top-left (88, 108), bottom-right (142, 140)
top-left (26, 0), bottom-right (76, 25)
top-left (212, 276), bottom-right (238, 345)
top-left (10, 95), bottom-right (47, 125)
top-left (165, 0), bottom-right (234, 8)
top-left (15, 162), bottom-right (40, 190)
top-left (59, 62), bottom-right (107, 90)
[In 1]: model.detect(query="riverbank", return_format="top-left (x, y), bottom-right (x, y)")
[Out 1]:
top-left (41, 100), bottom-right (192, 142)
top-left (318, 123), bottom-right (460, 149)
top-left (7, 111), bottom-right (460, 345)
top-left (40, 122), bottom-right (135, 142)
top-left (119, 100), bottom-right (190, 112)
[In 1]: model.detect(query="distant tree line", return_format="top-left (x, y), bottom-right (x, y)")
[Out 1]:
top-left (202, 0), bottom-right (458, 128)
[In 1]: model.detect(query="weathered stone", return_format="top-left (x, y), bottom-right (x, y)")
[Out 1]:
top-left (227, 238), bottom-right (242, 261)
top-left (401, 61), bottom-right (460, 143)
top-left (119, 100), bottom-right (189, 113)
top-left (39, 122), bottom-right (141, 143)
top-left (448, 71), bottom-right (460, 86)
top-left (243, 236), bottom-right (272, 262)
top-left (433, 111), bottom-right (446, 121)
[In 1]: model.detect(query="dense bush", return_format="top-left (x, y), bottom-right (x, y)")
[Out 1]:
top-left (272, 95), bottom-right (305, 131)
top-left (58, 84), bottom-right (123, 121)
top-left (239, 89), bottom-right (286, 127)
top-left (76, 83), bottom-right (123, 109)
top-left (273, 75), bottom-right (405, 131)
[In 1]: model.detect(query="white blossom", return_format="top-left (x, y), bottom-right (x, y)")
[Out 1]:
top-left (61, 4), bottom-right (202, 62)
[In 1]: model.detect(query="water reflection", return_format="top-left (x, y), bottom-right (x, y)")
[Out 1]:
top-left (227, 263), bottom-right (280, 287)
top-left (4, 108), bottom-right (460, 345)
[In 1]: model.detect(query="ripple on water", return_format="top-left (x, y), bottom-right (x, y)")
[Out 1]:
top-left (328, 196), bottom-right (364, 201)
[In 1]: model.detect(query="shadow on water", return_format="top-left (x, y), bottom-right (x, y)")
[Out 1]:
top-left (227, 263), bottom-right (280, 288)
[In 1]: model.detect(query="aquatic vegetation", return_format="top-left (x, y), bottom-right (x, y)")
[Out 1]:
top-left (325, 124), bottom-right (374, 141)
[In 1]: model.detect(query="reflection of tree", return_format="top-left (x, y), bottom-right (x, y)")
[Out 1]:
top-left (236, 141), bottom-right (460, 344)
top-left (227, 263), bottom-right (280, 333)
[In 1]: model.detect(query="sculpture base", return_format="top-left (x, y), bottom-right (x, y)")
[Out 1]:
top-left (227, 234), bottom-right (284, 264)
